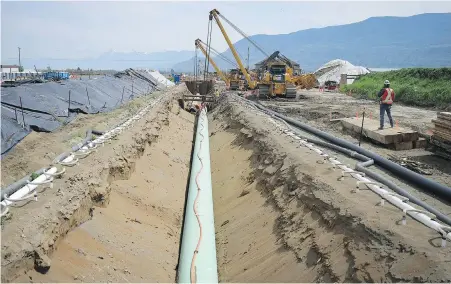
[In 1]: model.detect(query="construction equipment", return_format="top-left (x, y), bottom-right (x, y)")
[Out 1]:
top-left (256, 51), bottom-right (316, 92)
top-left (254, 51), bottom-right (299, 98)
top-left (210, 10), bottom-right (309, 99)
top-left (228, 68), bottom-right (252, 91)
top-left (209, 9), bottom-right (258, 91)
top-left (228, 69), bottom-right (240, 90)
top-left (292, 73), bottom-right (318, 89)
top-left (258, 61), bottom-right (297, 98)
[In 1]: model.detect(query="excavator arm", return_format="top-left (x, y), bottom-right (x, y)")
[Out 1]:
top-left (209, 9), bottom-right (257, 89)
top-left (195, 39), bottom-right (229, 85)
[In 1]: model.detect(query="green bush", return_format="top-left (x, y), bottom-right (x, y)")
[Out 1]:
top-left (341, 68), bottom-right (451, 108)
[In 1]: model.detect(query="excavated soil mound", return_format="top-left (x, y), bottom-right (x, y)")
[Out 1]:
top-left (2, 90), bottom-right (451, 283)
top-left (1, 86), bottom-right (195, 283)
top-left (209, 95), bottom-right (451, 283)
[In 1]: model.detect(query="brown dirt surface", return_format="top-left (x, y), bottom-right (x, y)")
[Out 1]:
top-left (261, 89), bottom-right (451, 215)
top-left (209, 94), bottom-right (451, 282)
top-left (2, 88), bottom-right (166, 187)
top-left (1, 85), bottom-right (194, 283)
top-left (3, 86), bottom-right (451, 283)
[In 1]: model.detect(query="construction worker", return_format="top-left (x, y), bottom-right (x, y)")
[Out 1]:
top-left (377, 80), bottom-right (395, 130)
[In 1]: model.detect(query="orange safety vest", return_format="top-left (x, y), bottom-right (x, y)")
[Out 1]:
top-left (381, 88), bottom-right (394, 104)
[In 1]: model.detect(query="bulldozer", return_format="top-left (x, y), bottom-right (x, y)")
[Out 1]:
top-left (258, 62), bottom-right (297, 98)
top-left (228, 68), bottom-right (249, 91)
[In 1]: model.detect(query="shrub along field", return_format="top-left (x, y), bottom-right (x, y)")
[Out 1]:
top-left (341, 68), bottom-right (451, 109)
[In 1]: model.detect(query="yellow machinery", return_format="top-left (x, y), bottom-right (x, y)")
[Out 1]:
top-left (292, 73), bottom-right (317, 89)
top-left (255, 51), bottom-right (298, 98)
top-left (209, 9), bottom-right (316, 98)
top-left (209, 9), bottom-right (258, 91)
top-left (256, 51), bottom-right (318, 96)
top-left (195, 39), bottom-right (229, 86)
top-left (228, 68), bottom-right (248, 91)
top-left (258, 62), bottom-right (297, 98)
top-left (228, 68), bottom-right (254, 91)
top-left (210, 9), bottom-right (301, 98)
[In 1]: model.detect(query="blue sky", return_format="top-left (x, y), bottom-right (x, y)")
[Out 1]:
top-left (2, 1), bottom-right (451, 61)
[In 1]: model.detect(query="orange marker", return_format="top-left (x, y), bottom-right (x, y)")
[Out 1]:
top-left (356, 111), bottom-right (359, 119)
top-left (369, 112), bottom-right (372, 120)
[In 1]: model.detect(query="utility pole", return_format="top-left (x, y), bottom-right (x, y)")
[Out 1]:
top-left (247, 46), bottom-right (250, 70)
top-left (194, 49), bottom-right (198, 82)
top-left (18, 47), bottom-right (21, 69)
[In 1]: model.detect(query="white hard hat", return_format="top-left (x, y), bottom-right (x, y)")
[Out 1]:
top-left (384, 80), bottom-right (390, 85)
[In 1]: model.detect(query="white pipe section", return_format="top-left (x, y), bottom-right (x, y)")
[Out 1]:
top-left (213, 96), bottom-right (451, 246)
top-left (178, 107), bottom-right (218, 283)
top-left (1, 167), bottom-right (57, 207)
top-left (264, 117), bottom-right (451, 245)
top-left (328, 157), bottom-right (451, 242)
top-left (1, 97), bottom-right (162, 217)
top-left (235, 98), bottom-right (451, 242)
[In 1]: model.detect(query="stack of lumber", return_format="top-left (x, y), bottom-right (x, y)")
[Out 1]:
top-left (432, 112), bottom-right (451, 143)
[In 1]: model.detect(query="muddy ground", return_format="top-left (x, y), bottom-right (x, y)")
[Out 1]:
top-left (2, 85), bottom-right (451, 283)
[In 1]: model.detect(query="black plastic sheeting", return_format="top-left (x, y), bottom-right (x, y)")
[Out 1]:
top-left (1, 69), bottom-right (162, 156)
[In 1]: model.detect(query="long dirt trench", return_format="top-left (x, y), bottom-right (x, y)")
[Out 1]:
top-left (3, 91), bottom-right (451, 282)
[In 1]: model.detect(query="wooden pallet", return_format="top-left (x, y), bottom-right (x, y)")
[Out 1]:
top-left (341, 118), bottom-right (421, 150)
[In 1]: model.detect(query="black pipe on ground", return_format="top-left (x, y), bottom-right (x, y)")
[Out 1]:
top-left (251, 101), bottom-right (451, 202)
top-left (271, 115), bottom-right (451, 226)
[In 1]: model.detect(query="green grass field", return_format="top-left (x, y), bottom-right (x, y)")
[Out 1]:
top-left (341, 68), bottom-right (451, 109)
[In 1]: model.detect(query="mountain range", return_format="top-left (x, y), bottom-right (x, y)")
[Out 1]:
top-left (173, 12), bottom-right (451, 72)
top-left (7, 13), bottom-right (451, 72)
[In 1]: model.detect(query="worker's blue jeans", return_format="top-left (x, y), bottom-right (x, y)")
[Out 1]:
top-left (380, 103), bottom-right (394, 128)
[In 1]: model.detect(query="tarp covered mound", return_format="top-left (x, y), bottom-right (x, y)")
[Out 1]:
top-left (314, 59), bottom-right (370, 86)
top-left (1, 68), bottom-right (159, 156)
top-left (145, 70), bottom-right (175, 88)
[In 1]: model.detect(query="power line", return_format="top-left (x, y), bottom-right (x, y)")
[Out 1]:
top-left (217, 13), bottom-right (269, 58)
top-left (198, 39), bottom-right (237, 67)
